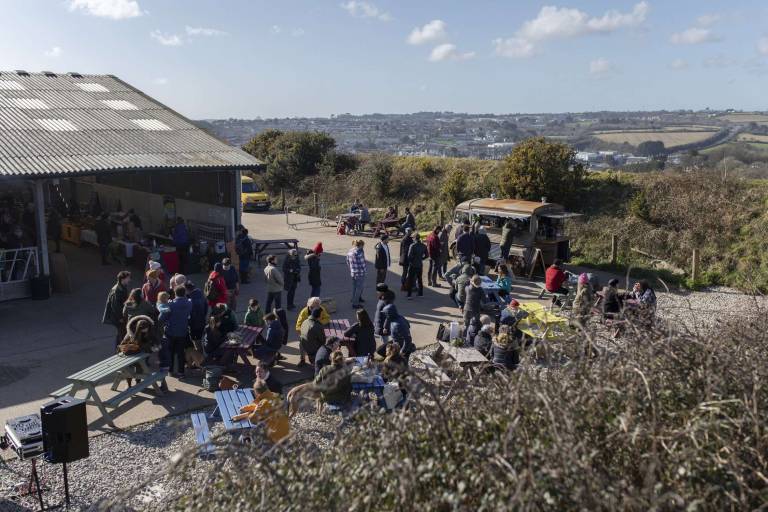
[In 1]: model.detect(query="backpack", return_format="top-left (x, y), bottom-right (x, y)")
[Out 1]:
top-left (204, 278), bottom-right (219, 302)
top-left (203, 365), bottom-right (224, 392)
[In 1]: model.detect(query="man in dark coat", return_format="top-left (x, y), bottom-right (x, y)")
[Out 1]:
top-left (406, 233), bottom-right (428, 298)
top-left (474, 226), bottom-right (492, 276)
top-left (236, 226), bottom-right (253, 283)
top-left (103, 270), bottom-right (131, 347)
top-left (282, 249), bottom-right (301, 310)
top-left (500, 218), bottom-right (516, 260)
top-left (399, 229), bottom-right (413, 287)
top-left (95, 213), bottom-right (112, 265)
top-left (299, 307), bottom-right (326, 363)
top-left (374, 283), bottom-right (396, 344)
top-left (185, 281), bottom-right (208, 343)
top-left (455, 225), bottom-right (475, 265)
top-left (374, 234), bottom-right (391, 285)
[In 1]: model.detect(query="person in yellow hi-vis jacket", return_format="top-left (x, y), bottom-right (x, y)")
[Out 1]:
top-left (232, 380), bottom-right (289, 444)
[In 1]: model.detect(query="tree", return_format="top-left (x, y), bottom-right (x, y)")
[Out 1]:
top-left (497, 137), bottom-right (585, 206)
top-left (360, 153), bottom-right (394, 199)
top-left (242, 131), bottom-right (337, 193)
top-left (636, 140), bottom-right (666, 156)
top-left (441, 166), bottom-right (469, 208)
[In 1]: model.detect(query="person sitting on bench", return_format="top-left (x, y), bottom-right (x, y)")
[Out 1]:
top-left (544, 259), bottom-right (570, 295)
top-left (252, 312), bottom-right (283, 364)
top-left (232, 379), bottom-right (289, 444)
top-left (602, 278), bottom-right (623, 318)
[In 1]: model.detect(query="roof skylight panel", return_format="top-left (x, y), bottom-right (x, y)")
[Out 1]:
top-left (10, 98), bottom-right (49, 109)
top-left (35, 119), bottom-right (78, 131)
top-left (0, 80), bottom-right (25, 91)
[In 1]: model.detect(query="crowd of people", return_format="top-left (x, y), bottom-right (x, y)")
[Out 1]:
top-left (95, 207), bottom-right (662, 446)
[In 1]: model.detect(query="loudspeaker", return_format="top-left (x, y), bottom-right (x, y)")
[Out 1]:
top-left (41, 396), bottom-right (89, 464)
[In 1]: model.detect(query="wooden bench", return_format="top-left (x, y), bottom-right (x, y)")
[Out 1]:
top-left (251, 238), bottom-right (299, 265)
top-left (191, 412), bottom-right (214, 456)
top-left (412, 353), bottom-right (451, 383)
top-left (49, 353), bottom-right (166, 428)
top-left (436, 342), bottom-right (489, 378)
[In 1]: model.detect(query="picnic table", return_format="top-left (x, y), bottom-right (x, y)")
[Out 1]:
top-left (325, 318), bottom-right (356, 355)
top-left (50, 353), bottom-right (167, 428)
top-left (517, 302), bottom-right (571, 341)
top-left (251, 238), bottom-right (299, 264)
top-left (349, 358), bottom-right (391, 409)
top-left (479, 275), bottom-right (501, 292)
top-left (436, 341), bottom-right (489, 377)
top-left (211, 388), bottom-right (256, 431)
top-left (222, 325), bottom-right (264, 368)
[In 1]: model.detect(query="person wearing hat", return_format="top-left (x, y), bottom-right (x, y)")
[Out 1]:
top-left (500, 299), bottom-right (529, 339)
top-left (282, 248), bottom-right (301, 310)
top-left (374, 283), bottom-right (395, 344)
top-left (374, 234), bottom-right (391, 285)
top-left (463, 275), bottom-right (484, 327)
top-left (148, 260), bottom-right (167, 284)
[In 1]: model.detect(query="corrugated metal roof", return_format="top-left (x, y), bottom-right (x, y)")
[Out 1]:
top-left (0, 71), bottom-right (262, 178)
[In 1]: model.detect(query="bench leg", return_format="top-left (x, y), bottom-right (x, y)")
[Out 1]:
top-left (87, 385), bottom-right (117, 429)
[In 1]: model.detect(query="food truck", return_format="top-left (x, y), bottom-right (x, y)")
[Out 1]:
top-left (452, 198), bottom-right (581, 274)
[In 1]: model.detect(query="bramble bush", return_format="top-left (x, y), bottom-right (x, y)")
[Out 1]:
top-left (107, 317), bottom-right (768, 511)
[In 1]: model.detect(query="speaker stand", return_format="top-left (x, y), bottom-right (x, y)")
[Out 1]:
top-left (29, 458), bottom-right (45, 511)
top-left (62, 461), bottom-right (70, 508)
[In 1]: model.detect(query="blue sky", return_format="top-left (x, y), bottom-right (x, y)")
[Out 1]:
top-left (1, 0), bottom-right (767, 118)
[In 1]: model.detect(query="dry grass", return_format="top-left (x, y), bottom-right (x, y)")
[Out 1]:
top-left (593, 130), bottom-right (718, 147)
top-left (736, 133), bottom-right (768, 143)
top-left (721, 113), bottom-right (768, 123)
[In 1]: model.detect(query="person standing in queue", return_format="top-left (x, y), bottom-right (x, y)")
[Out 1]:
top-left (282, 249), bottom-right (301, 311)
top-left (425, 226), bottom-right (442, 287)
top-left (399, 228), bottom-right (413, 289)
top-left (374, 234), bottom-right (391, 285)
top-left (103, 270), bottom-right (131, 347)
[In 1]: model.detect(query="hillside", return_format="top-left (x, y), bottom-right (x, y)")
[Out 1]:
top-left (244, 131), bottom-right (768, 292)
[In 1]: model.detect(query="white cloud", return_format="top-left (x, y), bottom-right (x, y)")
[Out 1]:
top-left (589, 58), bottom-right (617, 76)
top-left (407, 20), bottom-right (447, 45)
top-left (757, 37), bottom-right (768, 56)
top-left (185, 26), bottom-right (228, 37)
top-left (68, 0), bottom-right (142, 19)
top-left (150, 30), bottom-right (183, 46)
top-left (670, 58), bottom-right (688, 70)
top-left (45, 46), bottom-right (63, 58)
top-left (671, 27), bottom-right (719, 45)
top-left (494, 2), bottom-right (647, 59)
top-left (271, 25), bottom-right (282, 34)
top-left (340, 1), bottom-right (391, 21)
top-left (153, 77), bottom-right (168, 85)
top-left (519, 2), bottom-right (648, 42)
top-left (493, 37), bottom-right (536, 58)
top-left (429, 43), bottom-right (475, 62)
top-left (696, 14), bottom-right (721, 27)
top-left (291, 28), bottom-right (305, 37)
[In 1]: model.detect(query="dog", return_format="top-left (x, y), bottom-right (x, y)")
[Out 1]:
top-left (285, 382), bottom-right (323, 417)
top-left (184, 346), bottom-right (205, 369)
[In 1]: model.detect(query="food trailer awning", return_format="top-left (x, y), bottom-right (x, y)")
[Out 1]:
top-left (470, 208), bottom-right (531, 219)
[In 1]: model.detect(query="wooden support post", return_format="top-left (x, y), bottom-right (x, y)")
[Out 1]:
top-left (610, 234), bottom-right (618, 265)
top-left (313, 192), bottom-right (318, 216)
top-left (280, 189), bottom-right (286, 211)
top-left (692, 248), bottom-right (700, 282)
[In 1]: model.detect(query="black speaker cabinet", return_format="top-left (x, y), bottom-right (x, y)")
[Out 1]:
top-left (41, 396), bottom-right (89, 464)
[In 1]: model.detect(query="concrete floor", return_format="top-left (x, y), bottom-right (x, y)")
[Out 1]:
top-left (0, 210), bottom-right (550, 443)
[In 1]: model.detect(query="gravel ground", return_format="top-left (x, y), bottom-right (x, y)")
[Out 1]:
top-left (2, 287), bottom-right (764, 511)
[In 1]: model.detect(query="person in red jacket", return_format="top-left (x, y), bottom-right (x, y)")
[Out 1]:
top-left (544, 259), bottom-right (569, 294)
top-left (425, 226), bottom-right (442, 288)
top-left (206, 262), bottom-right (229, 308)
top-left (142, 269), bottom-right (167, 304)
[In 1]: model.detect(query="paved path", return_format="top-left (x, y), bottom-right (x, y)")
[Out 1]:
top-left (0, 210), bottom-right (550, 441)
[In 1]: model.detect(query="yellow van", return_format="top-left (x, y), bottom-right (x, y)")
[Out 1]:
top-left (241, 175), bottom-right (271, 211)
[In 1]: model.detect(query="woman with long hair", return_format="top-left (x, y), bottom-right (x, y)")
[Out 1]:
top-left (343, 308), bottom-right (376, 357)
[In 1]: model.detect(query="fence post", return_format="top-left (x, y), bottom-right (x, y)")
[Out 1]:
top-left (692, 248), bottom-right (700, 282)
top-left (439, 210), bottom-right (444, 227)
top-left (280, 189), bottom-right (286, 211)
top-left (610, 234), bottom-right (618, 265)
top-left (313, 192), bottom-right (318, 216)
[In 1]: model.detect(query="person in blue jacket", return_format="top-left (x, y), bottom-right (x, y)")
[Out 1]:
top-left (253, 312), bottom-right (283, 364)
top-left (172, 217), bottom-right (190, 274)
top-left (159, 285), bottom-right (192, 377)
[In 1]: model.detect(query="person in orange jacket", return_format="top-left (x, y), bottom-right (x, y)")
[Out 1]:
top-left (232, 380), bottom-right (289, 444)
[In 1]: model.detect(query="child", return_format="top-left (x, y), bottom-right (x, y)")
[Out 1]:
top-left (244, 298), bottom-right (265, 327)
top-left (495, 265), bottom-right (512, 298)
top-left (232, 379), bottom-right (289, 444)
top-left (155, 291), bottom-right (172, 375)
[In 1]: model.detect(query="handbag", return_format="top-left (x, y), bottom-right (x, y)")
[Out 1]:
top-left (202, 365), bottom-right (224, 392)
top-left (218, 375), bottom-right (239, 391)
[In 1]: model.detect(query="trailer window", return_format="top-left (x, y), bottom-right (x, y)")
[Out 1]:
top-left (453, 211), bottom-right (469, 224)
